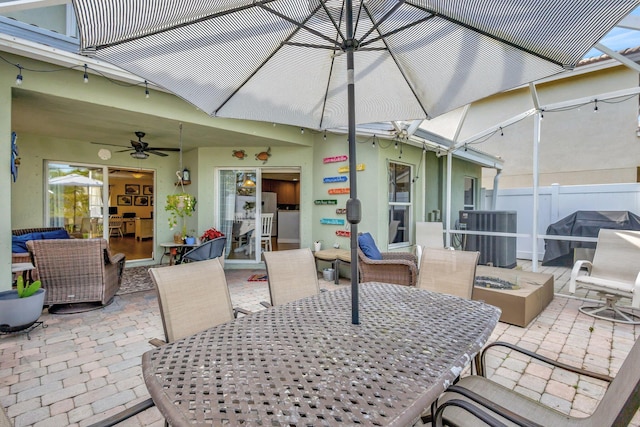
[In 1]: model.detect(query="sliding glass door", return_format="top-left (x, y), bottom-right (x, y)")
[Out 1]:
top-left (217, 168), bottom-right (262, 263)
top-left (47, 162), bottom-right (107, 238)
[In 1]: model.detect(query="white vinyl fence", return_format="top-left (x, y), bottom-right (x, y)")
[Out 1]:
top-left (480, 183), bottom-right (640, 260)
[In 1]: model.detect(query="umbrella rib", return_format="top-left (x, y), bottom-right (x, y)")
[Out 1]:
top-left (214, 4), bottom-right (330, 116)
top-left (284, 42), bottom-right (340, 51)
top-left (407, 3), bottom-right (566, 68)
top-left (257, 3), bottom-right (343, 48)
top-left (91, 1), bottom-right (277, 51)
top-left (359, 4), bottom-right (432, 119)
top-left (358, 16), bottom-right (436, 48)
top-left (357, 0), bottom-right (406, 45)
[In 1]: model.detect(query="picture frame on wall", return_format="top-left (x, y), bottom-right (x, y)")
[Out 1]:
top-left (117, 195), bottom-right (132, 206)
top-left (135, 196), bottom-right (149, 206)
top-left (143, 185), bottom-right (153, 195)
top-left (125, 184), bottom-right (140, 195)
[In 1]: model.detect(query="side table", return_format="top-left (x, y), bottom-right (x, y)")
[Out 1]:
top-left (313, 248), bottom-right (351, 284)
top-left (12, 262), bottom-right (35, 284)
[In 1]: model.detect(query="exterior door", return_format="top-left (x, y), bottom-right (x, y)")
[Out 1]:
top-left (217, 169), bottom-right (262, 263)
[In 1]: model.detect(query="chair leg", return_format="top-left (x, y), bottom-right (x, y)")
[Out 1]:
top-left (579, 293), bottom-right (640, 324)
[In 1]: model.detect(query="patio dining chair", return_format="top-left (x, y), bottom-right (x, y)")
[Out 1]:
top-left (416, 248), bottom-right (480, 299)
top-left (88, 258), bottom-right (249, 427)
top-left (149, 258), bottom-right (248, 344)
top-left (261, 248), bottom-right (321, 307)
top-left (431, 337), bottom-right (640, 426)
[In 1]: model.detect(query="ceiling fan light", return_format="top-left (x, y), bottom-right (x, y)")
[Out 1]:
top-left (130, 151), bottom-right (149, 159)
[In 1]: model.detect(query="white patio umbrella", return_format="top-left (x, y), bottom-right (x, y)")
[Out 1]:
top-left (72, 0), bottom-right (638, 324)
top-left (49, 174), bottom-right (103, 227)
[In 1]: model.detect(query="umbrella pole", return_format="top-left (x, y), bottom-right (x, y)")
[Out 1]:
top-left (345, 0), bottom-right (361, 325)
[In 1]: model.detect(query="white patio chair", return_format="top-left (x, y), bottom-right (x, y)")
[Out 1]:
top-left (569, 228), bottom-right (640, 324)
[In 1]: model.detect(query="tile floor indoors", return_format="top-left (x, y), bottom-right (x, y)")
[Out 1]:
top-left (1, 263), bottom-right (639, 427)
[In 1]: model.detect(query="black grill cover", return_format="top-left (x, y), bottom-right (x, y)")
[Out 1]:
top-left (542, 211), bottom-right (640, 266)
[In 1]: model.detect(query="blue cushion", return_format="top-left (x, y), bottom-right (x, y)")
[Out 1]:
top-left (41, 229), bottom-right (70, 239)
top-left (11, 232), bottom-right (42, 253)
top-left (358, 232), bottom-right (382, 260)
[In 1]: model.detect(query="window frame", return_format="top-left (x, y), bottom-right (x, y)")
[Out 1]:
top-left (388, 160), bottom-right (413, 249)
top-left (463, 176), bottom-right (477, 210)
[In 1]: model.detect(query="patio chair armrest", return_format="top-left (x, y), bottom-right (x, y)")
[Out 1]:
top-left (362, 257), bottom-right (415, 267)
top-left (234, 307), bottom-right (252, 317)
top-left (381, 252), bottom-right (418, 264)
top-left (569, 260), bottom-right (593, 293)
top-left (260, 301), bottom-right (273, 308)
top-left (434, 398), bottom-right (511, 427)
top-left (149, 338), bottom-right (166, 347)
top-left (478, 341), bottom-right (613, 383)
top-left (435, 385), bottom-right (540, 427)
top-left (104, 249), bottom-right (125, 266)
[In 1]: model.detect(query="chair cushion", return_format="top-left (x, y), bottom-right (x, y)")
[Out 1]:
top-left (12, 232), bottom-right (42, 253)
top-left (358, 232), bottom-right (382, 260)
top-left (41, 229), bottom-right (70, 239)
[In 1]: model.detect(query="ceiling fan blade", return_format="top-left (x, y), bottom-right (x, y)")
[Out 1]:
top-left (146, 150), bottom-right (169, 157)
top-left (116, 148), bottom-right (134, 153)
top-left (147, 147), bottom-right (181, 152)
top-left (90, 141), bottom-right (130, 148)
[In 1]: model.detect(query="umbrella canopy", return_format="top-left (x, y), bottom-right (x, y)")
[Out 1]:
top-left (49, 174), bottom-right (103, 187)
top-left (72, 0), bottom-right (638, 323)
top-left (49, 174), bottom-right (103, 227)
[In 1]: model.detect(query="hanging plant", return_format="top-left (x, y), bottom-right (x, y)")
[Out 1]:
top-left (166, 192), bottom-right (197, 237)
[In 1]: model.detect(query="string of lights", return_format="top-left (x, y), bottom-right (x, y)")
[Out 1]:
top-left (0, 53), bottom-right (151, 95)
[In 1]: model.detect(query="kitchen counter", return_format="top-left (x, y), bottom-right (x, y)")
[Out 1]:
top-left (277, 210), bottom-right (299, 243)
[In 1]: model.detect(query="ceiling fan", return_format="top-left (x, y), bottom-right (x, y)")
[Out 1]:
top-left (92, 131), bottom-right (181, 159)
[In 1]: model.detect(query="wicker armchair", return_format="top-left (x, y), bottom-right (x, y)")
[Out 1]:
top-left (357, 248), bottom-right (418, 286)
top-left (26, 238), bottom-right (125, 311)
top-left (12, 227), bottom-right (69, 281)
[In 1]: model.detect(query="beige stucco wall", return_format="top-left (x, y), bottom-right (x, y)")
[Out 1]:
top-left (456, 64), bottom-right (640, 189)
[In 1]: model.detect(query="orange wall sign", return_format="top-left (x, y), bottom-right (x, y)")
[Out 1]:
top-left (328, 188), bottom-right (350, 194)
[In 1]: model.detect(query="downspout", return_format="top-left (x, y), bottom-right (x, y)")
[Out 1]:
top-left (491, 169), bottom-right (502, 210)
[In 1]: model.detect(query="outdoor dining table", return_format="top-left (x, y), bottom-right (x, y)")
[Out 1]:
top-left (142, 282), bottom-right (501, 426)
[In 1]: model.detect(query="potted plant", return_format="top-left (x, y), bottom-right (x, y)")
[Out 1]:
top-left (0, 277), bottom-right (46, 332)
top-left (166, 192), bottom-right (197, 242)
top-left (201, 227), bottom-right (224, 242)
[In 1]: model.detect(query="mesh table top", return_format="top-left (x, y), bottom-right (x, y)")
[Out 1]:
top-left (142, 282), bottom-right (501, 426)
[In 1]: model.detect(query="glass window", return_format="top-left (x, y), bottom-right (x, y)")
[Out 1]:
top-left (388, 162), bottom-right (412, 246)
top-left (464, 177), bottom-right (476, 210)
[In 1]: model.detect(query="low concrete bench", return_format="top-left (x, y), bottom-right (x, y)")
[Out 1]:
top-left (314, 249), bottom-right (351, 285)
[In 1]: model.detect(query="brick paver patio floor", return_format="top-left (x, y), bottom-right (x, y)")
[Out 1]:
top-left (1, 262), bottom-right (639, 426)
